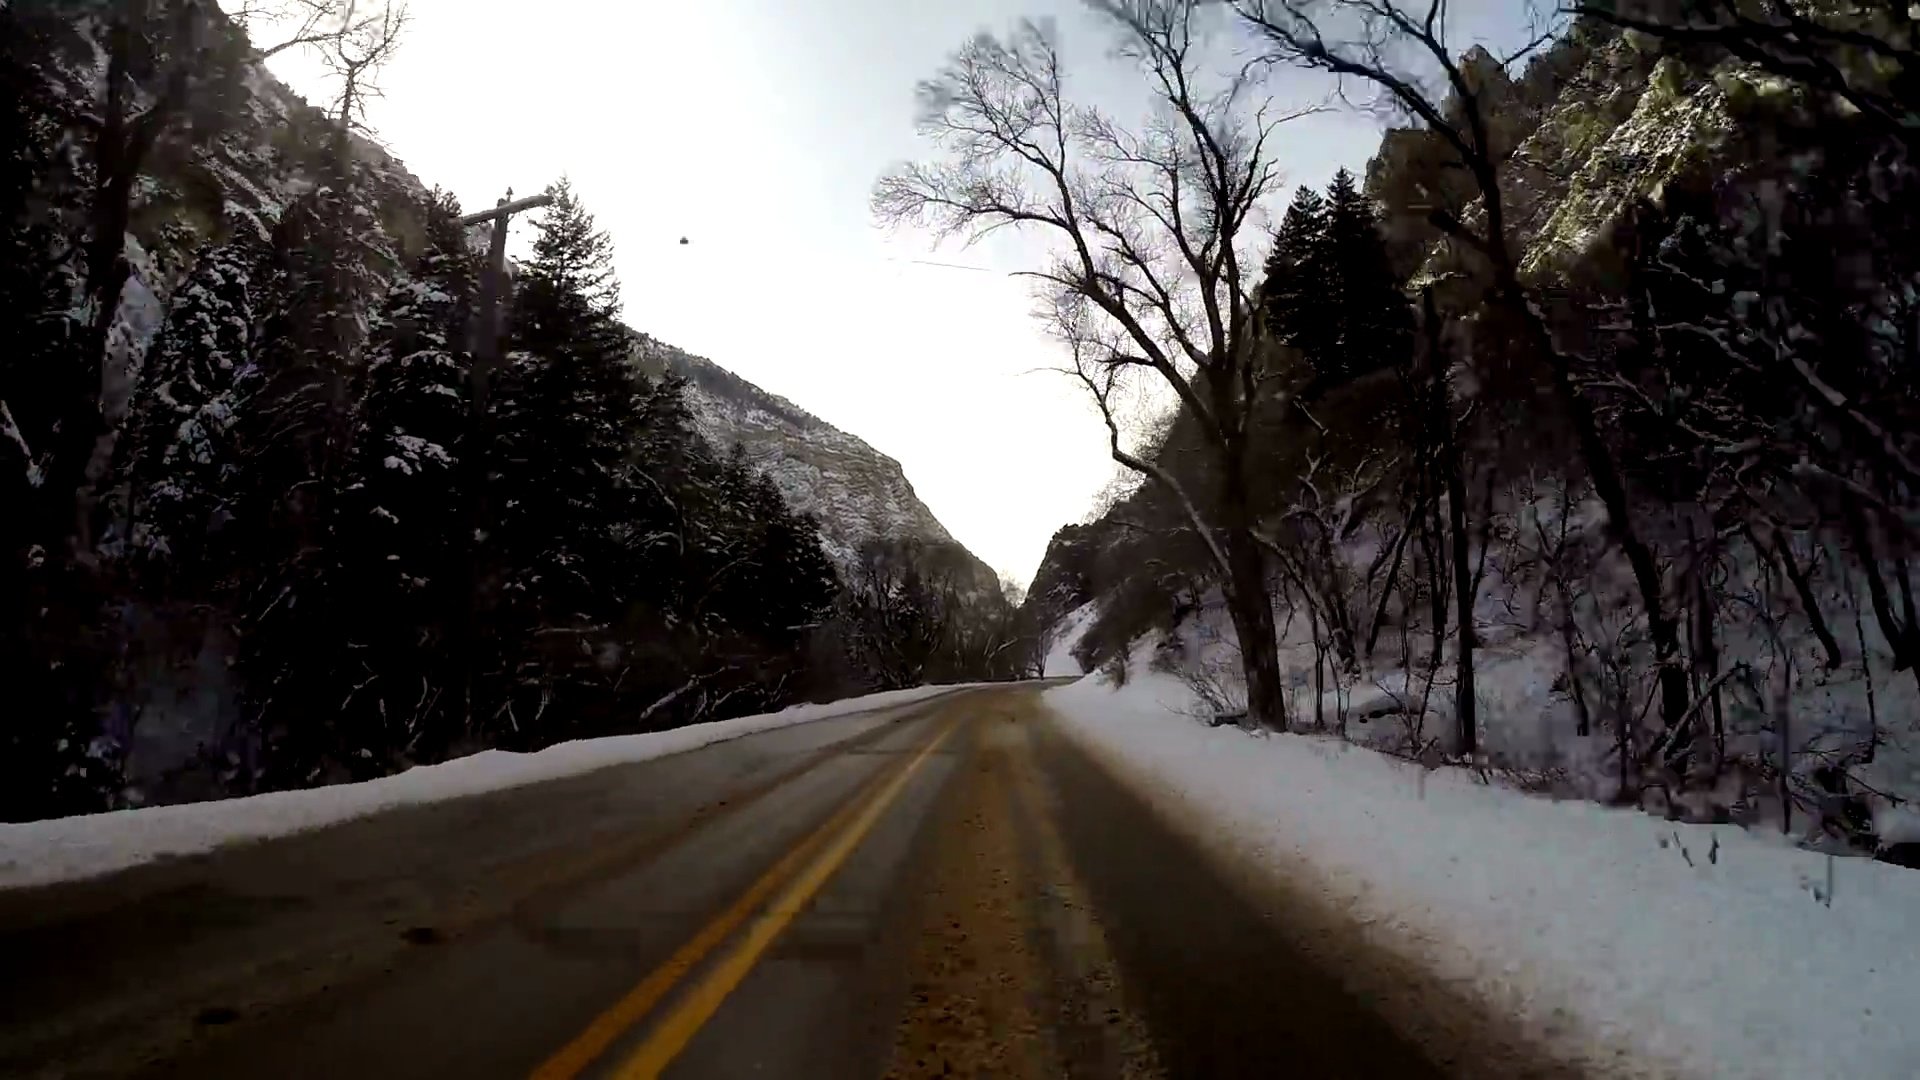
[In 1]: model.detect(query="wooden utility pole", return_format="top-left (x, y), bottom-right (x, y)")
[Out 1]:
top-left (459, 190), bottom-right (553, 419)
top-left (454, 188), bottom-right (550, 732)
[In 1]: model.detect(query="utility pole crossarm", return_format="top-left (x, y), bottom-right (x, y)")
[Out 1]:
top-left (463, 187), bottom-right (555, 422)
top-left (459, 192), bottom-right (554, 226)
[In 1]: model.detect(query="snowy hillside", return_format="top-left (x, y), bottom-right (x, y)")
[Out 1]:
top-left (1027, 16), bottom-right (1920, 855)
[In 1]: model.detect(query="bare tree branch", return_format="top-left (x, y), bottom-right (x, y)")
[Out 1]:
top-left (319, 1), bottom-right (409, 138)
top-left (226, 0), bottom-right (373, 60)
top-left (878, 1), bottom-right (1325, 726)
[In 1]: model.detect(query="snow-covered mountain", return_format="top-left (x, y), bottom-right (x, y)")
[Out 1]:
top-left (631, 333), bottom-right (999, 591)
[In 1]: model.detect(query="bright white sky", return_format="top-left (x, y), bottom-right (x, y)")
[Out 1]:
top-left (236, 0), bottom-right (1537, 585)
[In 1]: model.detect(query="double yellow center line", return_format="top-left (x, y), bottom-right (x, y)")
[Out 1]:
top-left (531, 718), bottom-right (958, 1080)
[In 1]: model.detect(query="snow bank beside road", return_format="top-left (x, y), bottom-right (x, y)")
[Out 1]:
top-left (1047, 672), bottom-right (1920, 1080)
top-left (0, 685), bottom-right (969, 891)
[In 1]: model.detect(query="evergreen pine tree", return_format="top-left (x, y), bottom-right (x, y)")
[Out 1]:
top-left (688, 451), bottom-right (836, 661)
top-left (488, 179), bottom-right (651, 740)
top-left (1260, 183), bottom-right (1329, 357)
top-left (322, 189), bottom-right (482, 770)
top-left (242, 166), bottom-right (394, 527)
top-left (1261, 171), bottom-right (1411, 388)
top-left (115, 236), bottom-right (265, 581)
top-left (727, 466), bottom-right (837, 677)
top-left (228, 156), bottom-right (400, 786)
top-left (1320, 167), bottom-right (1412, 382)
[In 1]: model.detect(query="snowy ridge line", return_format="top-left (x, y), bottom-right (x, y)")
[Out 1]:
top-left (0, 684), bottom-right (982, 892)
top-left (1045, 671), bottom-right (1920, 1080)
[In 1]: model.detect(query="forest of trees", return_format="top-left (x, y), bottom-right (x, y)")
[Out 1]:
top-left (930, 1), bottom-right (1920, 850)
top-left (0, 1), bottom-right (1029, 822)
top-left (14, 0), bottom-right (1918, 855)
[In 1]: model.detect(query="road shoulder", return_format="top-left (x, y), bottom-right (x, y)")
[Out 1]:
top-left (1042, 705), bottom-right (1592, 1080)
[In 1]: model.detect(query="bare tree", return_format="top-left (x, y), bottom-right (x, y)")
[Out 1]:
top-left (318, 0), bottom-right (408, 143)
top-left (227, 0), bottom-right (369, 59)
top-left (1234, 0), bottom-right (1693, 746)
top-left (875, 2), bottom-right (1316, 728)
top-left (1257, 437), bottom-right (1384, 681)
top-left (1420, 284), bottom-right (1479, 753)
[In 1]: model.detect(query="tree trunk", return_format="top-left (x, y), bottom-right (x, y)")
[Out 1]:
top-left (1845, 501), bottom-right (1920, 691)
top-left (1421, 510), bottom-right (1448, 681)
top-left (1308, 594), bottom-right (1326, 731)
top-left (1312, 527), bottom-right (1358, 674)
top-left (57, 36), bottom-right (141, 561)
top-left (1436, 112), bottom-right (1687, 749)
top-left (1758, 524), bottom-right (1841, 672)
top-left (1422, 290), bottom-right (1477, 756)
top-left (1776, 655), bottom-right (1793, 836)
top-left (66, 5), bottom-right (192, 558)
top-left (1555, 576), bottom-right (1592, 737)
top-left (1365, 508), bottom-right (1417, 658)
top-left (1223, 524), bottom-right (1286, 731)
top-left (1614, 669), bottom-right (1633, 805)
top-left (1446, 472), bottom-right (1476, 757)
top-left (1693, 541), bottom-right (1725, 766)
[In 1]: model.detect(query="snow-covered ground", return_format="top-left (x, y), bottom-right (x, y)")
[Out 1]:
top-left (1047, 668), bottom-right (1920, 1080)
top-left (1042, 600), bottom-right (1096, 677)
top-left (0, 685), bottom-right (970, 891)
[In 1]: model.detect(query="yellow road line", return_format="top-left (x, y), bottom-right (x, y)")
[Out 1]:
top-left (528, 719), bottom-right (957, 1080)
top-left (608, 721), bottom-right (958, 1080)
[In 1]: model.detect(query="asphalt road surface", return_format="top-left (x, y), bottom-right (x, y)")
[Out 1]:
top-left (1, 684), bottom-right (1495, 1079)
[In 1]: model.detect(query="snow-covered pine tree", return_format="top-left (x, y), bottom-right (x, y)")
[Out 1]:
top-left (610, 370), bottom-right (703, 618)
top-left (485, 180), bottom-right (840, 735)
top-left (227, 152), bottom-right (400, 786)
top-left (114, 235), bottom-right (265, 581)
top-left (319, 188), bottom-right (482, 771)
top-left (641, 443), bottom-right (838, 720)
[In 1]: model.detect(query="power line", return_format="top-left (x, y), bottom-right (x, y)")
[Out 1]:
top-left (887, 256), bottom-right (1004, 274)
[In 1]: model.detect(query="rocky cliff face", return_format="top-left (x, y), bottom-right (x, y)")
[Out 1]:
top-left (630, 334), bottom-right (999, 592)
top-left (1365, 22), bottom-right (1751, 287)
